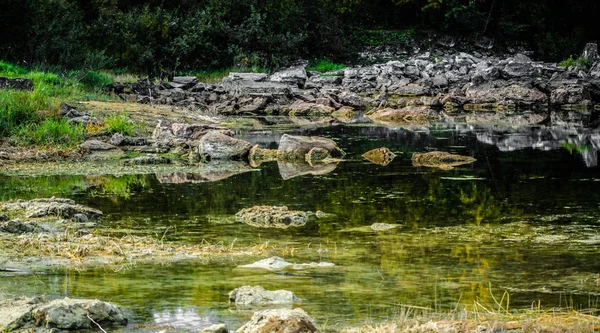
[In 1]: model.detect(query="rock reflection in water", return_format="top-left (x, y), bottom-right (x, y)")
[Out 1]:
top-left (153, 308), bottom-right (225, 331)
top-left (157, 161), bottom-right (254, 183)
top-left (473, 126), bottom-right (600, 167)
top-left (277, 160), bottom-right (338, 180)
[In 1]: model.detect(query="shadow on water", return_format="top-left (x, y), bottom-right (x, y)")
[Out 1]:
top-left (1, 122), bottom-right (600, 331)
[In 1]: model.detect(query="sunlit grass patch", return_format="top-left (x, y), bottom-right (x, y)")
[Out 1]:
top-left (103, 110), bottom-right (138, 136)
top-left (306, 58), bottom-right (347, 72)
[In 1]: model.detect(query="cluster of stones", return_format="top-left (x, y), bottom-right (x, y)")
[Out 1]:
top-left (104, 43), bottom-right (600, 125)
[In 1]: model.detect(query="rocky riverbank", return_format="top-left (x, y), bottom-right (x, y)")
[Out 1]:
top-left (106, 43), bottom-right (600, 124)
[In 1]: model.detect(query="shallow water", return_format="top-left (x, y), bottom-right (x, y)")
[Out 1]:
top-left (1, 122), bottom-right (600, 331)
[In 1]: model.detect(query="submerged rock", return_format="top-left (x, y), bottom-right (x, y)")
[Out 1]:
top-left (0, 296), bottom-right (127, 331)
top-left (362, 147), bottom-right (397, 166)
top-left (237, 308), bottom-right (318, 333)
top-left (235, 206), bottom-right (311, 229)
top-left (198, 131), bottom-right (253, 160)
top-left (412, 151), bottom-right (476, 170)
top-left (239, 257), bottom-right (293, 271)
top-left (229, 286), bottom-right (300, 306)
top-left (2, 197), bottom-right (103, 220)
top-left (292, 262), bottom-right (336, 270)
top-left (202, 323), bottom-right (229, 333)
top-left (239, 257), bottom-right (335, 271)
top-left (0, 219), bottom-right (50, 234)
top-left (371, 223), bottom-right (399, 231)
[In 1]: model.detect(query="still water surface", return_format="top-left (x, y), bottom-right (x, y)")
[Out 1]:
top-left (1, 122), bottom-right (600, 331)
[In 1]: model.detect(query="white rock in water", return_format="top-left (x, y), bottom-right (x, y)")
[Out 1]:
top-left (239, 256), bottom-right (293, 271)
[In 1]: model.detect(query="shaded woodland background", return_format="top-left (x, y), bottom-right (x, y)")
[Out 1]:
top-left (1, 0), bottom-right (599, 72)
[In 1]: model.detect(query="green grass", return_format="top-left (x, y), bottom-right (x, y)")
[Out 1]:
top-left (0, 60), bottom-right (114, 147)
top-left (559, 56), bottom-right (592, 69)
top-left (306, 58), bottom-right (347, 72)
top-left (14, 118), bottom-right (86, 148)
top-left (103, 111), bottom-right (138, 136)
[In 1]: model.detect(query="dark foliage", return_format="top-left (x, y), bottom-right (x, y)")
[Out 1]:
top-left (1, 0), bottom-right (598, 72)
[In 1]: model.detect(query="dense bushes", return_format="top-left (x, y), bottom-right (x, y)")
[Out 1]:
top-left (0, 0), bottom-right (599, 72)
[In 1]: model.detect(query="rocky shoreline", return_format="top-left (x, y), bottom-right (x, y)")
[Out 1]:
top-left (106, 43), bottom-right (600, 123)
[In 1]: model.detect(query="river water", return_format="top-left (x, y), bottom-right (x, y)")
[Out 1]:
top-left (1, 121), bottom-right (600, 331)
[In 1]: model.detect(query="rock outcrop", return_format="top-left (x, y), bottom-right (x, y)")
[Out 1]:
top-left (237, 308), bottom-right (318, 333)
top-left (198, 131), bottom-right (253, 160)
top-left (235, 206), bottom-right (312, 229)
top-left (2, 198), bottom-right (103, 220)
top-left (0, 296), bottom-right (127, 331)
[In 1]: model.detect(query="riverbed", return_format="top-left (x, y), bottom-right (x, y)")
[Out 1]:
top-left (1, 120), bottom-right (599, 332)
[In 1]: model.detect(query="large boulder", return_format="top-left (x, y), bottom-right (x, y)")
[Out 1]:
top-left (367, 107), bottom-right (434, 124)
top-left (236, 308), bottom-right (318, 333)
top-left (235, 206), bottom-right (312, 229)
top-left (465, 84), bottom-right (548, 105)
top-left (270, 66), bottom-right (308, 88)
top-left (0, 296), bottom-right (127, 331)
top-left (284, 101), bottom-right (335, 116)
top-left (0, 219), bottom-right (50, 234)
top-left (2, 197), bottom-right (103, 220)
top-left (277, 134), bottom-right (345, 161)
top-left (152, 121), bottom-right (232, 141)
top-left (229, 286), bottom-right (299, 306)
top-left (198, 131), bottom-right (252, 160)
top-left (0, 77), bottom-right (33, 91)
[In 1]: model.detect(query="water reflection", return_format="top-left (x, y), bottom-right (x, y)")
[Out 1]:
top-left (1, 122), bottom-right (600, 331)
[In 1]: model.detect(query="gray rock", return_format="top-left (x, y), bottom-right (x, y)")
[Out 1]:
top-left (225, 72), bottom-right (268, 82)
top-left (284, 101), bottom-right (335, 116)
top-left (550, 85), bottom-right (592, 105)
top-left (270, 66), bottom-right (307, 88)
top-left (202, 323), bottom-right (229, 333)
top-left (79, 140), bottom-right (117, 151)
top-left (239, 257), bottom-right (294, 271)
top-left (277, 134), bottom-right (345, 161)
top-left (198, 131), bottom-right (252, 160)
top-left (110, 133), bottom-right (147, 146)
top-left (72, 213), bottom-right (89, 223)
top-left (236, 308), bottom-right (318, 333)
top-left (2, 198), bottom-right (103, 220)
top-left (0, 219), bottom-right (42, 234)
top-left (431, 74), bottom-right (448, 88)
top-left (152, 120), bottom-right (230, 141)
top-left (590, 62), bottom-right (600, 79)
top-left (0, 214), bottom-right (8, 222)
top-left (229, 286), bottom-right (299, 306)
top-left (581, 43), bottom-right (599, 63)
top-left (371, 223), bottom-right (398, 231)
top-left (0, 77), bottom-right (33, 91)
top-left (235, 206), bottom-right (311, 229)
top-left (0, 296), bottom-right (127, 331)
top-left (171, 76), bottom-right (198, 89)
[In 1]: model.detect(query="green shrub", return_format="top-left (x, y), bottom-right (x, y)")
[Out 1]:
top-left (104, 111), bottom-right (137, 136)
top-left (559, 56), bottom-right (592, 69)
top-left (14, 118), bottom-right (85, 147)
top-left (306, 59), bottom-right (347, 72)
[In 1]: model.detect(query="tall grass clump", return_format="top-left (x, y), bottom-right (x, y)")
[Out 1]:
top-left (1, 60), bottom-right (113, 146)
top-left (103, 111), bottom-right (137, 136)
top-left (14, 118), bottom-right (86, 148)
